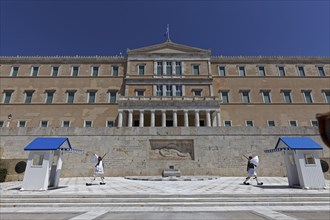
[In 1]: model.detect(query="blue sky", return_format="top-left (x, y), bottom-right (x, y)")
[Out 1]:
top-left (1, 0), bottom-right (329, 56)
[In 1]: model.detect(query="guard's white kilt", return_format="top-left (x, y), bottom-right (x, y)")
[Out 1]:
top-left (247, 168), bottom-right (257, 177)
top-left (95, 161), bottom-right (104, 174)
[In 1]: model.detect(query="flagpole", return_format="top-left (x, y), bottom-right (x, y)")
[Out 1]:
top-left (167, 24), bottom-right (170, 41)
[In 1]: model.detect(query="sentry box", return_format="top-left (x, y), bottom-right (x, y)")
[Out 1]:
top-left (21, 137), bottom-right (82, 191)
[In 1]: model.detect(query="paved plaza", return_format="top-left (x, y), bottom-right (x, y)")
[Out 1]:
top-left (1, 176), bottom-right (330, 220)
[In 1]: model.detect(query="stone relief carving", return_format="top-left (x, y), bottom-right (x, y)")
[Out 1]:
top-left (149, 139), bottom-right (194, 160)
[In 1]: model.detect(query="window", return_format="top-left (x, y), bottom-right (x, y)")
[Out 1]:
top-left (157, 62), bottom-right (163, 75)
top-left (40, 121), bottom-right (48, 127)
top-left (311, 120), bottom-right (319, 127)
top-left (32, 154), bottom-right (44, 166)
top-left (62, 121), bottom-right (70, 127)
top-left (175, 62), bottom-right (182, 75)
top-left (31, 66), bottom-right (39, 77)
top-left (224, 120), bottom-right (232, 127)
top-left (246, 120), bottom-right (254, 127)
top-left (298, 66), bottom-right (305, 76)
top-left (324, 90), bottom-right (330, 103)
top-left (166, 62), bottom-right (172, 75)
top-left (193, 90), bottom-right (202, 97)
top-left (109, 91), bottom-right (117, 103)
top-left (218, 66), bottom-right (226, 76)
top-left (92, 66), bottom-right (99, 77)
top-left (156, 85), bottom-right (163, 96)
top-left (45, 90), bottom-right (55, 104)
top-left (72, 66), bottom-right (79, 77)
top-left (239, 66), bottom-right (245, 76)
top-left (192, 65), bottom-right (200, 75)
top-left (25, 91), bottom-right (34, 104)
top-left (283, 91), bottom-right (292, 103)
top-left (304, 154), bottom-right (316, 165)
top-left (176, 85), bottom-right (182, 96)
top-left (136, 90), bottom-right (144, 96)
top-left (262, 91), bottom-right (271, 103)
top-left (221, 91), bottom-right (229, 103)
top-left (267, 120), bottom-right (275, 127)
top-left (317, 66), bottom-right (325, 76)
top-left (88, 91), bottom-right (96, 103)
top-left (278, 66), bottom-right (286, 76)
top-left (84, 121), bottom-right (92, 127)
top-left (51, 66), bottom-right (59, 77)
top-left (303, 91), bottom-right (313, 103)
top-left (11, 66), bottom-right (19, 77)
top-left (289, 120), bottom-right (297, 127)
top-left (0, 121), bottom-right (4, 127)
top-left (3, 90), bottom-right (13, 104)
top-left (112, 66), bottom-right (119, 76)
top-left (107, 121), bottom-right (114, 127)
top-left (18, 121), bottom-right (26, 127)
top-left (138, 65), bottom-right (145, 75)
top-left (258, 66), bottom-right (266, 76)
top-left (166, 85), bottom-right (172, 96)
top-left (67, 91), bottom-right (76, 104)
top-left (241, 91), bottom-right (250, 103)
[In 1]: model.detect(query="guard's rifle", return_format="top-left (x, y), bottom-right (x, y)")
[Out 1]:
top-left (242, 154), bottom-right (249, 160)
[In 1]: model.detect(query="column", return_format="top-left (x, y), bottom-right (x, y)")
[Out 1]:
top-left (212, 111), bottom-right (217, 127)
top-left (184, 110), bottom-right (189, 127)
top-left (162, 110), bottom-right (166, 127)
top-left (139, 110), bottom-right (144, 127)
top-left (172, 61), bottom-right (176, 75)
top-left (154, 61), bottom-right (157, 75)
top-left (162, 85), bottom-right (166, 96)
top-left (173, 110), bottom-right (177, 127)
top-left (206, 110), bottom-right (211, 127)
top-left (128, 110), bottom-right (133, 127)
top-left (150, 110), bottom-right (155, 127)
top-left (163, 61), bottom-right (166, 75)
top-left (172, 84), bottom-right (176, 96)
top-left (216, 110), bottom-right (221, 127)
top-left (118, 110), bottom-right (123, 127)
top-left (195, 110), bottom-right (200, 127)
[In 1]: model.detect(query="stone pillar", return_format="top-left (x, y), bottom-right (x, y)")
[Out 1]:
top-left (150, 110), bottom-right (155, 127)
top-left (173, 110), bottom-right (177, 127)
top-left (128, 110), bottom-right (133, 127)
top-left (118, 110), bottom-right (123, 127)
top-left (154, 61), bottom-right (157, 75)
top-left (162, 85), bottom-right (166, 96)
top-left (172, 61), bottom-right (176, 75)
top-left (184, 110), bottom-right (189, 127)
top-left (216, 110), bottom-right (221, 127)
top-left (195, 110), bottom-right (200, 127)
top-left (162, 110), bottom-right (166, 127)
top-left (163, 61), bottom-right (166, 75)
top-left (139, 110), bottom-right (144, 127)
top-left (212, 111), bottom-right (217, 127)
top-left (172, 85), bottom-right (176, 96)
top-left (206, 110), bottom-right (211, 127)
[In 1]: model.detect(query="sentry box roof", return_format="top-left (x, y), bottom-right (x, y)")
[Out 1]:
top-left (24, 137), bottom-right (82, 153)
top-left (265, 137), bottom-right (323, 153)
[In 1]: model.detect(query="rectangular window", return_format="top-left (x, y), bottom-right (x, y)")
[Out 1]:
top-left (193, 65), bottom-right (200, 75)
top-left (88, 91), bottom-right (96, 103)
top-left (112, 66), bottom-right (119, 76)
top-left (303, 91), bottom-right (313, 103)
top-left (278, 66), bottom-right (286, 76)
top-left (157, 62), bottom-right (163, 75)
top-left (304, 154), bottom-right (316, 165)
top-left (246, 120), bottom-right (254, 127)
top-left (138, 65), bottom-right (145, 75)
top-left (193, 90), bottom-right (202, 97)
top-left (317, 66), bottom-right (325, 76)
top-left (45, 90), bottom-right (54, 104)
top-left (262, 91), bottom-right (271, 103)
top-left (267, 120), bottom-right (275, 127)
top-left (67, 91), bottom-right (75, 104)
top-left (175, 62), bottom-right (182, 75)
top-left (31, 66), bottom-right (39, 77)
top-left (166, 85), bottom-right (172, 96)
top-left (224, 120), bottom-right (232, 127)
top-left (51, 66), bottom-right (59, 77)
top-left (84, 121), bottom-right (92, 128)
top-left (289, 120), bottom-right (297, 127)
top-left (258, 66), bottom-right (266, 76)
top-left (283, 91), bottom-right (292, 103)
top-left (239, 66), bottom-right (245, 76)
top-left (156, 85), bottom-right (163, 96)
top-left (63, 121), bottom-right (70, 127)
top-left (324, 91), bottom-right (330, 103)
top-left (166, 62), bottom-right (172, 75)
top-left (107, 121), bottom-right (114, 127)
top-left (3, 91), bottom-right (13, 104)
top-left (311, 120), bottom-right (319, 127)
top-left (11, 66), bottom-right (19, 77)
top-left (72, 66), bottom-right (79, 77)
top-left (92, 66), bottom-right (99, 77)
top-left (241, 91), bottom-right (250, 103)
top-left (32, 154), bottom-right (44, 166)
top-left (25, 91), bottom-right (34, 104)
top-left (0, 121), bottom-right (4, 127)
top-left (221, 91), bottom-right (229, 103)
top-left (18, 121), bottom-right (26, 127)
top-left (219, 66), bottom-right (226, 76)
top-left (109, 91), bottom-right (117, 103)
top-left (40, 120), bottom-right (48, 127)
top-left (136, 90), bottom-right (144, 96)
top-left (176, 85), bottom-right (182, 96)
top-left (298, 66), bottom-right (305, 76)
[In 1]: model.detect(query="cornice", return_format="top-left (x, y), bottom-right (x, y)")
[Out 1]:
top-left (211, 56), bottom-right (330, 64)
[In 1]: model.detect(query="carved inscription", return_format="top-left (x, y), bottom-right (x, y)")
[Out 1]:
top-left (150, 139), bottom-right (194, 160)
